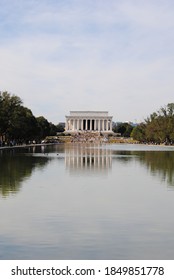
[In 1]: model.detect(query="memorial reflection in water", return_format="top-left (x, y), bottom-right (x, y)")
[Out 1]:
top-left (65, 144), bottom-right (112, 174)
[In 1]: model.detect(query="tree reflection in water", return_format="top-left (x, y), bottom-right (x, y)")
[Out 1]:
top-left (137, 151), bottom-right (174, 187)
top-left (1, 145), bottom-right (174, 196)
top-left (0, 149), bottom-right (50, 196)
top-left (112, 149), bottom-right (174, 187)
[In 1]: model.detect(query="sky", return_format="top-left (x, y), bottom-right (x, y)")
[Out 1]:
top-left (0, 0), bottom-right (174, 124)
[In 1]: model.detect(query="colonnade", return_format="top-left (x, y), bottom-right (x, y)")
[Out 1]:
top-left (65, 111), bottom-right (113, 133)
top-left (66, 118), bottom-right (112, 132)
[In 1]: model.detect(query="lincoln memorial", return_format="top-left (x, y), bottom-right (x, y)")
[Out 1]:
top-left (65, 111), bottom-right (113, 133)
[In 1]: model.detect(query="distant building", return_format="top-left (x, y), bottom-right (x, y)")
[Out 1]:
top-left (65, 111), bottom-right (113, 133)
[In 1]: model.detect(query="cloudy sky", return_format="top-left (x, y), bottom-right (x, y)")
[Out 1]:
top-left (0, 0), bottom-right (174, 123)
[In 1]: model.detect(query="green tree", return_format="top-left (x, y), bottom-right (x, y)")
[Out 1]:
top-left (36, 117), bottom-right (57, 139)
top-left (0, 91), bottom-right (22, 139)
top-left (36, 116), bottom-right (51, 139)
top-left (131, 123), bottom-right (146, 142)
top-left (132, 103), bottom-right (174, 144)
top-left (49, 122), bottom-right (58, 136)
top-left (113, 122), bottom-right (133, 137)
top-left (57, 123), bottom-right (65, 133)
top-left (7, 106), bottom-right (38, 142)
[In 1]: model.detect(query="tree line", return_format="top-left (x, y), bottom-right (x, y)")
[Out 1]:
top-left (112, 122), bottom-right (134, 137)
top-left (1, 91), bottom-right (173, 146)
top-left (131, 103), bottom-right (174, 145)
top-left (0, 91), bottom-right (64, 145)
top-left (111, 103), bottom-right (174, 145)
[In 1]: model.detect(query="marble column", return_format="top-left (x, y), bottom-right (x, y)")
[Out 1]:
top-left (102, 119), bottom-right (104, 131)
top-left (94, 119), bottom-right (96, 131)
top-left (71, 119), bottom-right (73, 130)
top-left (73, 119), bottom-right (75, 131)
top-left (110, 119), bottom-right (112, 131)
top-left (106, 120), bottom-right (108, 131)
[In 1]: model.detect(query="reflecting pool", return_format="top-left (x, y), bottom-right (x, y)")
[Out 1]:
top-left (0, 144), bottom-right (174, 259)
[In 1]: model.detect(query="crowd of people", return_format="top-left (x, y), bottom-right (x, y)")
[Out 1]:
top-left (71, 131), bottom-right (107, 143)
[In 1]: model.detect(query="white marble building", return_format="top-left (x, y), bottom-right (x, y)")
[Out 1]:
top-left (65, 111), bottom-right (113, 133)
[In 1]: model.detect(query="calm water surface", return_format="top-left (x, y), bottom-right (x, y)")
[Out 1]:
top-left (0, 143), bottom-right (174, 259)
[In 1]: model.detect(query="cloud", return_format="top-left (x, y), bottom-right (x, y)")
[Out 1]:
top-left (0, 0), bottom-right (174, 123)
